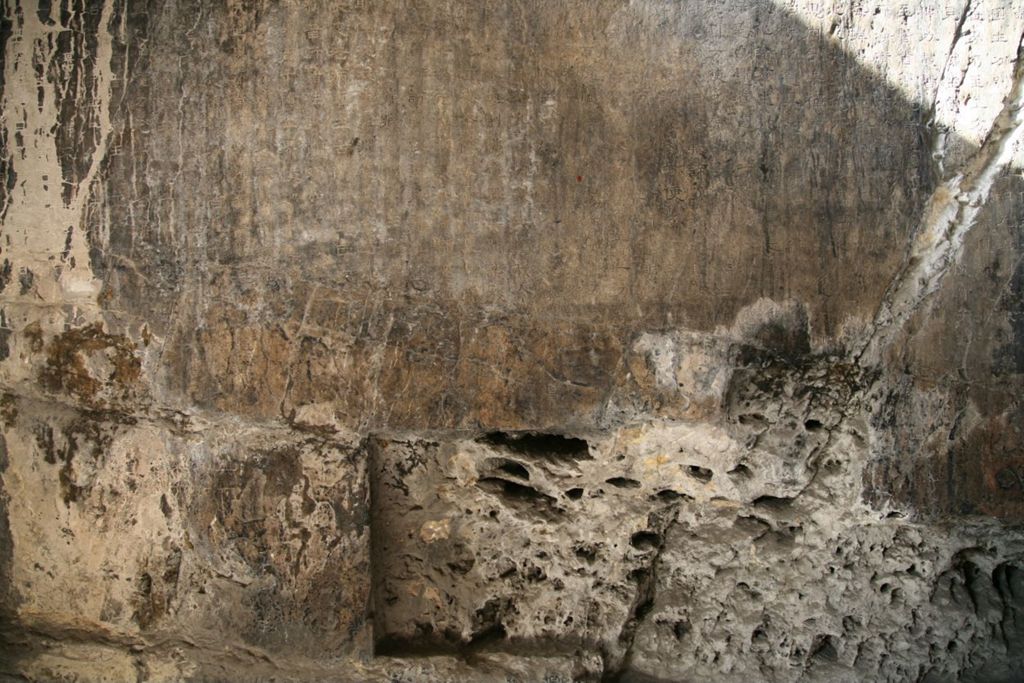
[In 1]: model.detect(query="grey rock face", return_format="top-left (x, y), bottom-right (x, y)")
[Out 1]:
top-left (2, 0), bottom-right (1024, 681)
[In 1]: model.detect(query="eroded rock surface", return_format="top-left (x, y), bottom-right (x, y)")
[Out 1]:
top-left (2, 0), bottom-right (1024, 681)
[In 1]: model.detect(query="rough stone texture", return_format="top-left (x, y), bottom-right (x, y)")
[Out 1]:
top-left (2, 0), bottom-right (1024, 681)
top-left (371, 432), bottom-right (661, 656)
top-left (0, 397), bottom-right (371, 672)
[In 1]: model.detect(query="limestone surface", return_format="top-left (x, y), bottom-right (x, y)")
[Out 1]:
top-left (2, 1), bottom-right (1024, 681)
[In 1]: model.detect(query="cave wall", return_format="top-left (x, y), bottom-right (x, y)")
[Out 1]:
top-left (2, 1), bottom-right (1024, 681)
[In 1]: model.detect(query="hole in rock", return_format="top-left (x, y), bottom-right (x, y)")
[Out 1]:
top-left (485, 458), bottom-right (530, 480)
top-left (673, 620), bottom-right (691, 640)
top-left (810, 634), bottom-right (839, 662)
top-left (804, 418), bottom-right (824, 431)
top-left (565, 487), bottom-right (584, 499)
top-left (476, 477), bottom-right (561, 517)
top-left (447, 557), bottom-right (475, 575)
top-left (606, 476), bottom-right (642, 489)
top-left (654, 489), bottom-right (693, 502)
top-left (574, 543), bottom-right (599, 563)
top-left (479, 431), bottom-right (591, 459)
top-left (525, 565), bottom-right (546, 582)
top-left (728, 463), bottom-right (753, 478)
top-left (752, 494), bottom-right (794, 511)
top-left (687, 465), bottom-right (713, 482)
top-left (630, 530), bottom-right (661, 551)
top-left (628, 567), bottom-right (650, 583)
top-left (738, 413), bottom-right (768, 428)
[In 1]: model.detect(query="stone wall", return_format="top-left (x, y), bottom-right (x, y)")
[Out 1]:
top-left (2, 1), bottom-right (1024, 681)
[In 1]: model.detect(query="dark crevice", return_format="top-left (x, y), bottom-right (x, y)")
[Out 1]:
top-left (574, 543), bottom-right (599, 563)
top-left (672, 619), bottom-right (690, 640)
top-left (809, 634), bottom-right (839, 663)
top-left (479, 431), bottom-right (591, 460)
top-left (484, 457), bottom-right (530, 480)
top-left (476, 477), bottom-right (561, 517)
top-left (653, 489), bottom-right (693, 502)
top-left (804, 418), bottom-right (824, 432)
top-left (728, 463), bottom-right (753, 478)
top-left (752, 494), bottom-right (795, 511)
top-left (686, 465), bottom-right (713, 482)
top-left (468, 622), bottom-right (507, 648)
top-left (630, 531), bottom-right (661, 551)
top-left (603, 502), bottom-right (681, 681)
top-left (738, 413), bottom-right (769, 429)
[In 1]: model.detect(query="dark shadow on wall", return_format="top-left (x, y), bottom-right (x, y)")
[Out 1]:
top-left (77, 0), bottom-right (1024, 519)
top-left (0, 433), bottom-right (16, 662)
top-left (80, 0), bottom-right (1019, 427)
top-left (91, 0), bottom-right (942, 334)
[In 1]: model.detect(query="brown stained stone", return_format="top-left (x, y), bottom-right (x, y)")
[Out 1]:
top-left (186, 435), bottom-right (372, 656)
top-left (38, 323), bottom-right (142, 410)
top-left (186, 305), bottom-right (292, 420)
top-left (180, 299), bottom-right (626, 429)
top-left (960, 412), bottom-right (1024, 520)
top-left (89, 0), bottom-right (935, 430)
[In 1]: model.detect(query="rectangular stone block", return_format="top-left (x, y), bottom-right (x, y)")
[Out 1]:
top-left (0, 397), bottom-right (372, 662)
top-left (368, 432), bottom-right (668, 658)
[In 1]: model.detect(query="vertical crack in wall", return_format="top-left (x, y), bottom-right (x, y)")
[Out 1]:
top-left (603, 500), bottom-right (681, 682)
top-left (857, 30), bottom-right (1024, 366)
